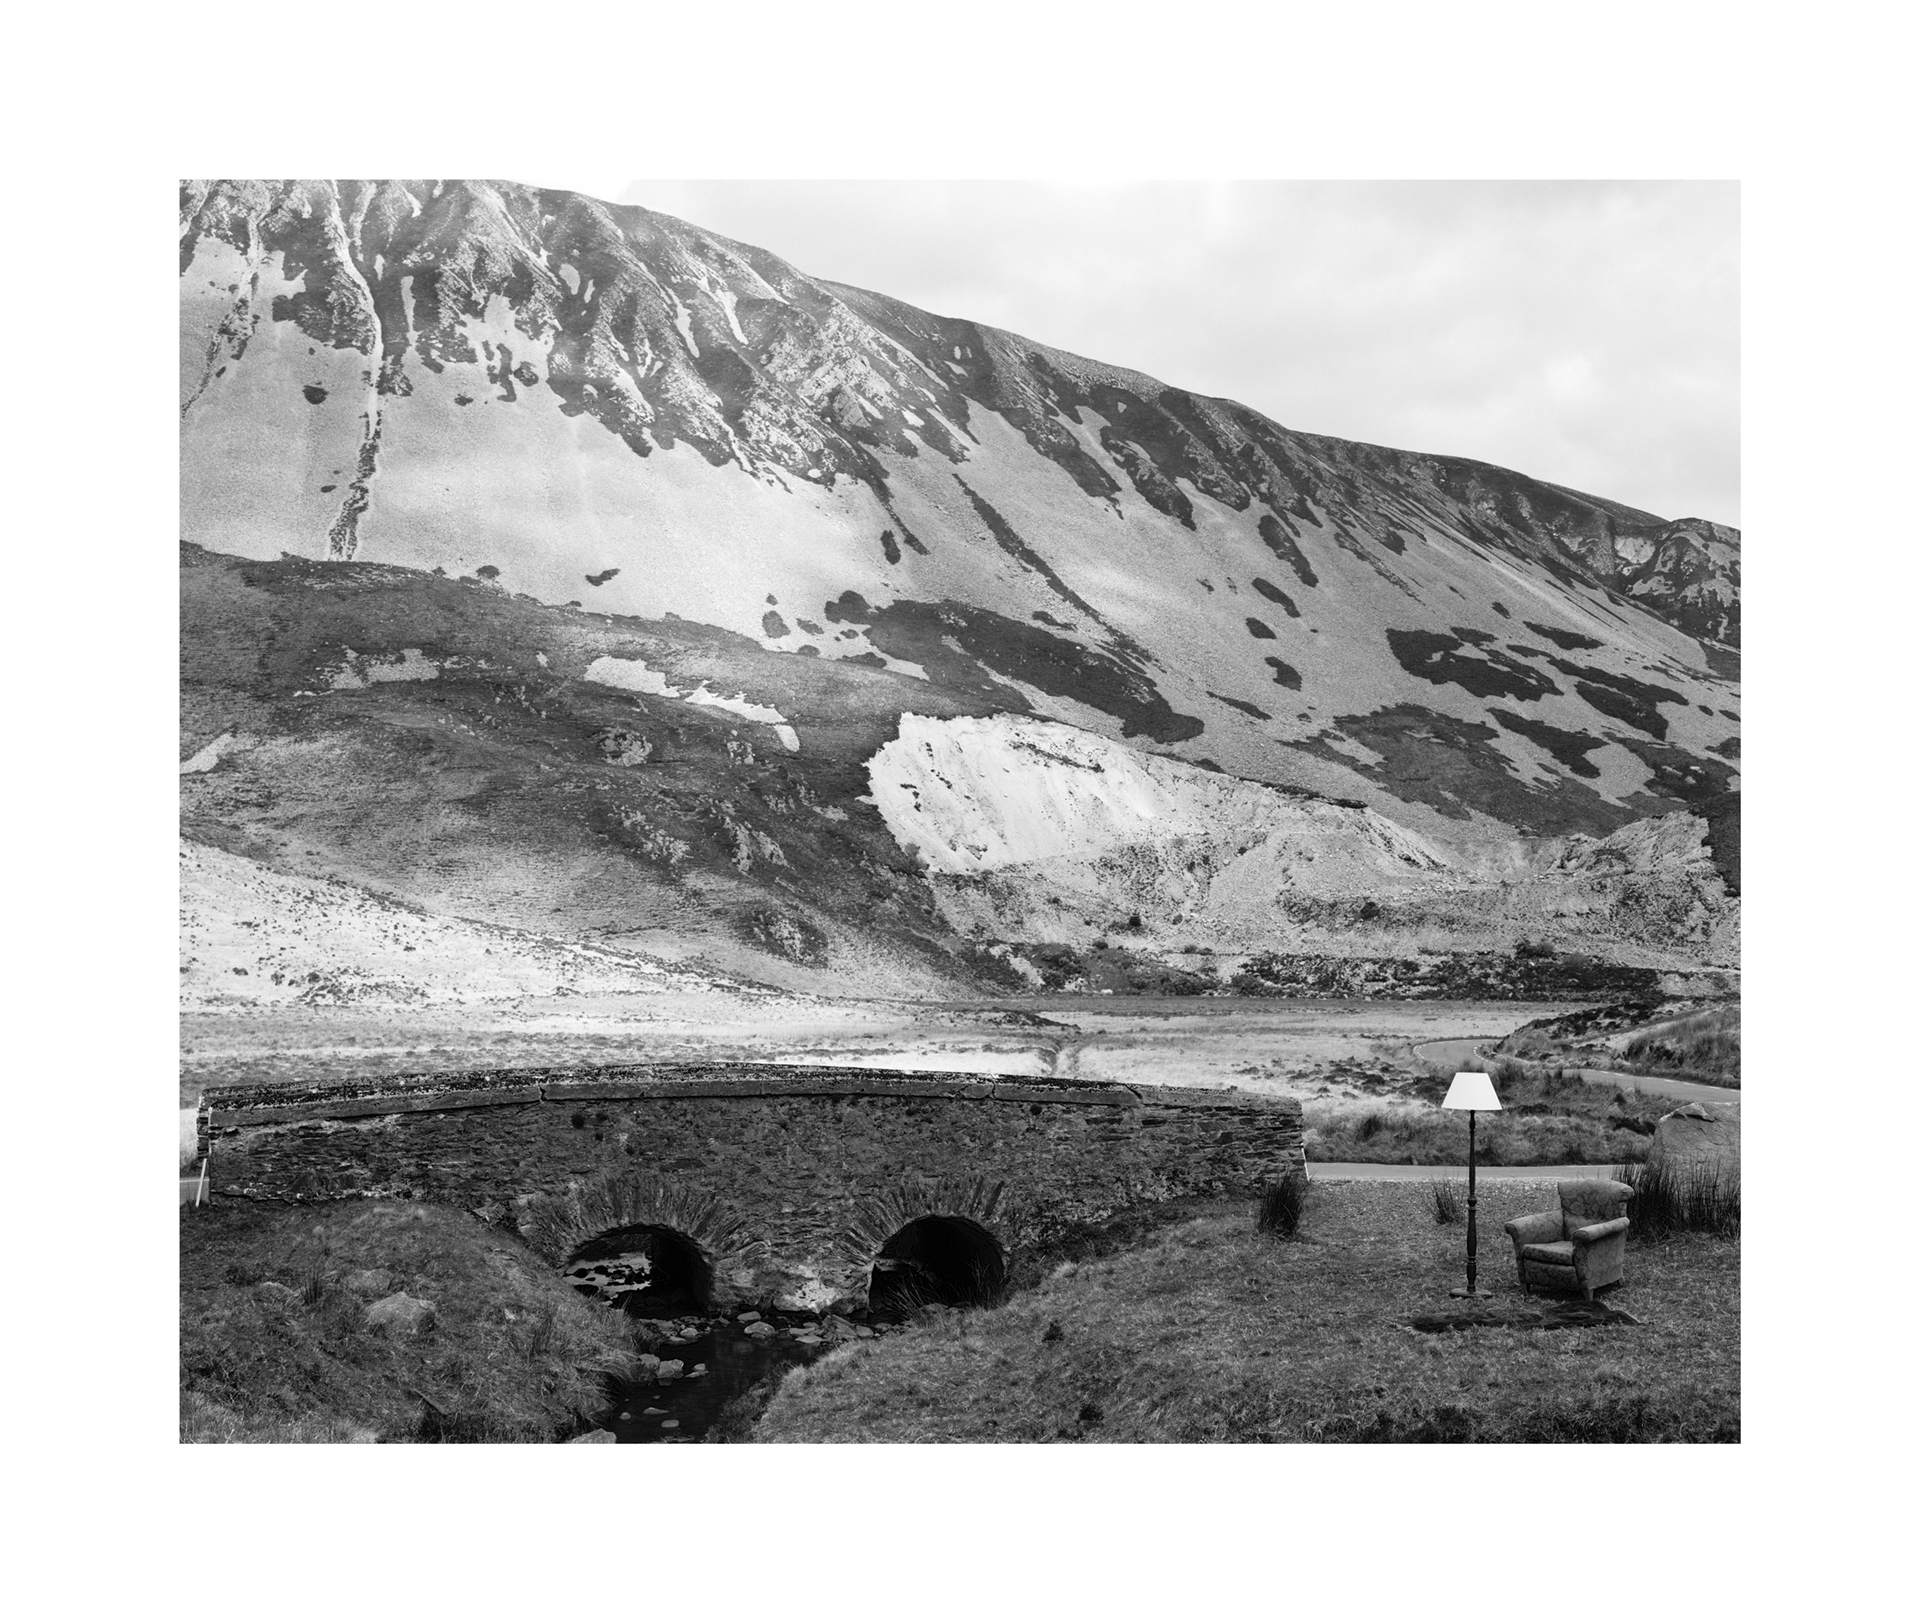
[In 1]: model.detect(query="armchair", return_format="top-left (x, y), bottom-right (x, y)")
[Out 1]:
top-left (1504, 1179), bottom-right (1632, 1299)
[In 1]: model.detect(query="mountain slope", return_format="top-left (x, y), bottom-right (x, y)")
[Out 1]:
top-left (181, 540), bottom-right (1735, 1004)
top-left (181, 179), bottom-right (1738, 852)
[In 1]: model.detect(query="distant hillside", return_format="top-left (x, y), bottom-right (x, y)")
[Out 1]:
top-left (181, 543), bottom-right (1736, 996)
top-left (181, 180), bottom-right (1738, 852)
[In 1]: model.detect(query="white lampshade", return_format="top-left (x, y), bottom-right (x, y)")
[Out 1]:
top-left (1441, 1071), bottom-right (1503, 1112)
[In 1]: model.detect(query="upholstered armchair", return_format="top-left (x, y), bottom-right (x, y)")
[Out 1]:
top-left (1504, 1179), bottom-right (1633, 1299)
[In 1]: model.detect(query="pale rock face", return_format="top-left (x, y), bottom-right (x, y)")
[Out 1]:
top-left (866, 713), bottom-right (1737, 965)
top-left (869, 712), bottom-right (1446, 879)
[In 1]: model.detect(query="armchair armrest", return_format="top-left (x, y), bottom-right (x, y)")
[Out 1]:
top-left (1505, 1211), bottom-right (1563, 1245)
top-left (1568, 1216), bottom-right (1629, 1245)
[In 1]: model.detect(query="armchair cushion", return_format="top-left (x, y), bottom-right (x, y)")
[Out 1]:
top-left (1505, 1211), bottom-right (1566, 1247)
top-left (1520, 1241), bottom-right (1575, 1265)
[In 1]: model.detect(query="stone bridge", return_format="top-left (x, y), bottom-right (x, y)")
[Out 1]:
top-left (195, 1063), bottom-right (1304, 1314)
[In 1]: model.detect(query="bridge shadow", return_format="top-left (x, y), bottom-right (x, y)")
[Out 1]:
top-left (868, 1215), bottom-right (1008, 1318)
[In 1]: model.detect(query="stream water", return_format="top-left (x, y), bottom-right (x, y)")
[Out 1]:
top-left (601, 1312), bottom-right (906, 1442)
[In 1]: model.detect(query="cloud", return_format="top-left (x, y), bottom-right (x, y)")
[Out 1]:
top-left (607, 180), bottom-right (1738, 526)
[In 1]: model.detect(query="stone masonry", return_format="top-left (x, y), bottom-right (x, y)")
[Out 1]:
top-left (196, 1063), bottom-right (1305, 1312)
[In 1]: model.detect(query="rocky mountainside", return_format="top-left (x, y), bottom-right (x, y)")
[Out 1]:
top-left (180, 179), bottom-right (1739, 999)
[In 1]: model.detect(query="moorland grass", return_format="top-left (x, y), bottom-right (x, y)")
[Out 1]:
top-left (753, 1181), bottom-right (1738, 1443)
top-left (1497, 1000), bottom-right (1740, 1088)
top-left (1619, 1004), bottom-right (1741, 1087)
top-left (1617, 1157), bottom-right (1741, 1240)
top-left (1305, 1067), bottom-right (1655, 1166)
top-left (180, 1200), bottom-right (639, 1443)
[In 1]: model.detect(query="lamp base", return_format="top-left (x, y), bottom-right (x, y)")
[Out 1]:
top-left (1449, 1287), bottom-right (1494, 1299)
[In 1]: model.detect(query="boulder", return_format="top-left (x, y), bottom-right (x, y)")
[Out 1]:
top-left (365, 1292), bottom-right (436, 1337)
top-left (252, 1281), bottom-right (299, 1309)
top-left (1651, 1100), bottom-right (1740, 1177)
top-left (744, 1321), bottom-right (776, 1339)
top-left (342, 1268), bottom-right (397, 1298)
top-left (770, 1266), bottom-right (840, 1315)
top-left (568, 1429), bottom-right (619, 1444)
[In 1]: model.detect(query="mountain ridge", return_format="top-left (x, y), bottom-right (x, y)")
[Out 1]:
top-left (180, 178), bottom-right (1738, 997)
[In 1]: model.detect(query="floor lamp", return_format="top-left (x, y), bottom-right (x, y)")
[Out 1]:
top-left (1443, 1070), bottom-right (1504, 1299)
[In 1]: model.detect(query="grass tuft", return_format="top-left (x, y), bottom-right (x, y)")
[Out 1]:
top-left (1257, 1169), bottom-right (1309, 1238)
top-left (1616, 1158), bottom-right (1740, 1241)
top-left (1428, 1180), bottom-right (1465, 1225)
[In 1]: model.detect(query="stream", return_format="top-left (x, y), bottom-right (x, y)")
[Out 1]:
top-left (601, 1311), bottom-right (908, 1442)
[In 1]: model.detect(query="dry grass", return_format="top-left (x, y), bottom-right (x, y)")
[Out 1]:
top-left (1304, 1066), bottom-right (1655, 1166)
top-left (1619, 1004), bottom-right (1741, 1086)
top-left (180, 1200), bottom-right (639, 1443)
top-left (1617, 1158), bottom-right (1741, 1240)
top-left (1256, 1171), bottom-right (1309, 1237)
top-left (1496, 1000), bottom-right (1740, 1088)
top-left (753, 1182), bottom-right (1738, 1443)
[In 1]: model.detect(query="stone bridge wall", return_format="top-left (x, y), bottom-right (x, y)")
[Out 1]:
top-left (197, 1063), bottom-right (1304, 1311)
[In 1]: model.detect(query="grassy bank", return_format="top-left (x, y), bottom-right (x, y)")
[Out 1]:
top-left (753, 1182), bottom-right (1738, 1443)
top-left (1497, 999), bottom-right (1741, 1088)
top-left (1304, 1064), bottom-right (1659, 1166)
top-left (181, 1200), bottom-right (638, 1442)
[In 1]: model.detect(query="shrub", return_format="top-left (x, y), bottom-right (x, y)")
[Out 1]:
top-left (1615, 1158), bottom-right (1740, 1240)
top-left (1257, 1170), bottom-right (1309, 1238)
top-left (1428, 1180), bottom-right (1464, 1225)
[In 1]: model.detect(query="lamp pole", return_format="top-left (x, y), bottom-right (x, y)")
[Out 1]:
top-left (1442, 1071), bottom-right (1501, 1300)
top-left (1454, 1110), bottom-right (1484, 1299)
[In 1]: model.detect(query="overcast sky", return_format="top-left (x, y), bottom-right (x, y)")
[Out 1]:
top-left (589, 180), bottom-right (1737, 527)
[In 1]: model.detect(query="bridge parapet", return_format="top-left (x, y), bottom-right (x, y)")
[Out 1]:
top-left (196, 1063), bottom-right (1303, 1313)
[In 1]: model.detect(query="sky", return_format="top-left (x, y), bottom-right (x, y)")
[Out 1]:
top-left (576, 180), bottom-right (1737, 527)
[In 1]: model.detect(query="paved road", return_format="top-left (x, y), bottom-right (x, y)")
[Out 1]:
top-left (1411, 1038), bottom-right (1740, 1106)
top-left (1309, 1161), bottom-right (1620, 1182)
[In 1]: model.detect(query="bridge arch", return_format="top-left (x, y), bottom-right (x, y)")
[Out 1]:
top-left (870, 1214), bottom-right (1008, 1316)
top-left (846, 1177), bottom-right (1015, 1315)
top-left (526, 1173), bottom-right (752, 1315)
top-left (563, 1223), bottom-right (715, 1313)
